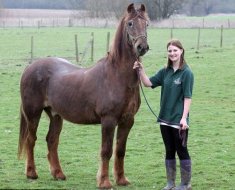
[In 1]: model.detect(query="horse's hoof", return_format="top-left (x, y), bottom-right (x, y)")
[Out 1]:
top-left (26, 173), bottom-right (38, 180)
top-left (116, 177), bottom-right (130, 186)
top-left (26, 169), bottom-right (38, 179)
top-left (51, 169), bottom-right (66, 180)
top-left (27, 175), bottom-right (38, 180)
top-left (54, 174), bottom-right (66, 180)
top-left (97, 180), bottom-right (112, 189)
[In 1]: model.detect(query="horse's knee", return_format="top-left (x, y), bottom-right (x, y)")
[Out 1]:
top-left (101, 121), bottom-right (116, 160)
top-left (116, 148), bottom-right (125, 159)
top-left (26, 134), bottom-right (37, 147)
top-left (101, 146), bottom-right (113, 160)
top-left (46, 135), bottom-right (56, 144)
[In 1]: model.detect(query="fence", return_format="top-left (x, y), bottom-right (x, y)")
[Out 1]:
top-left (29, 31), bottom-right (113, 64)
top-left (25, 26), bottom-right (232, 64)
top-left (0, 8), bottom-right (235, 29)
top-left (1, 17), bottom-right (235, 29)
top-left (0, 27), bottom-right (234, 68)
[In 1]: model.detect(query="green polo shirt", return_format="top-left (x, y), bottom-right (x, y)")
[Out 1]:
top-left (149, 64), bottom-right (194, 126)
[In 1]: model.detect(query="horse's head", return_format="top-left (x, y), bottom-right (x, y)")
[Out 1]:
top-left (125, 3), bottom-right (149, 57)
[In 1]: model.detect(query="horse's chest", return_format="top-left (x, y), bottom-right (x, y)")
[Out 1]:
top-left (122, 87), bottom-right (140, 113)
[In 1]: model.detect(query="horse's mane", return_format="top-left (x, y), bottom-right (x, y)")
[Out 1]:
top-left (107, 6), bottom-right (148, 64)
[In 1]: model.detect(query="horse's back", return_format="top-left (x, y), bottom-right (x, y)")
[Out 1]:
top-left (21, 57), bottom-right (82, 87)
top-left (20, 57), bottom-right (81, 109)
top-left (24, 57), bottom-right (80, 75)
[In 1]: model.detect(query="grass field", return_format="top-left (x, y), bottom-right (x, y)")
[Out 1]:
top-left (0, 26), bottom-right (235, 189)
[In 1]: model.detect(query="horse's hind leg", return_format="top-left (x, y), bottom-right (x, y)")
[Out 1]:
top-left (22, 109), bottom-right (42, 179)
top-left (114, 116), bottom-right (134, 186)
top-left (45, 111), bottom-right (65, 180)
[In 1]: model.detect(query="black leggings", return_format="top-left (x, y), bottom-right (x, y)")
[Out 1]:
top-left (160, 125), bottom-right (190, 160)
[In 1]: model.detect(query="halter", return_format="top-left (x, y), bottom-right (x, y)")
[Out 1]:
top-left (126, 12), bottom-right (148, 47)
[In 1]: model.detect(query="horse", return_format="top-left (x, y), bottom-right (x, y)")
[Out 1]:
top-left (18, 3), bottom-right (149, 189)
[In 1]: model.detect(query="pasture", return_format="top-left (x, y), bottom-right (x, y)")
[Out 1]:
top-left (0, 26), bottom-right (235, 189)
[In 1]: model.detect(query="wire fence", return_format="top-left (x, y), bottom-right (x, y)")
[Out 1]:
top-left (0, 27), bottom-right (235, 69)
top-left (26, 27), bottom-right (234, 65)
top-left (1, 16), bottom-right (235, 29)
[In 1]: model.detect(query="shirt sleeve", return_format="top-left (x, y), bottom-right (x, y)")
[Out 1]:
top-left (149, 68), bottom-right (165, 88)
top-left (182, 69), bottom-right (194, 98)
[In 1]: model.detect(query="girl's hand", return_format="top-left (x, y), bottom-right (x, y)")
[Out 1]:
top-left (180, 118), bottom-right (188, 130)
top-left (133, 61), bottom-right (143, 71)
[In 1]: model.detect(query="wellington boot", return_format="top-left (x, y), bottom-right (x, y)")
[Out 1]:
top-left (175, 160), bottom-right (192, 190)
top-left (162, 159), bottom-right (176, 190)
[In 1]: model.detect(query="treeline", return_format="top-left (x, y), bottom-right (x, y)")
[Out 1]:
top-left (0, 0), bottom-right (79, 10)
top-left (0, 0), bottom-right (235, 20)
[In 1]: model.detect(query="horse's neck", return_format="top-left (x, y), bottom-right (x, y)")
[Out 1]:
top-left (113, 55), bottom-right (139, 88)
top-left (109, 30), bottom-right (140, 87)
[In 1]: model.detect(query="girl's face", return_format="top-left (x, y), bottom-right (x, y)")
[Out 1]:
top-left (167, 45), bottom-right (183, 64)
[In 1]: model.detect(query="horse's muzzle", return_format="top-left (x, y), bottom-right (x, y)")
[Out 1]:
top-left (137, 43), bottom-right (149, 56)
top-left (135, 37), bottom-right (149, 57)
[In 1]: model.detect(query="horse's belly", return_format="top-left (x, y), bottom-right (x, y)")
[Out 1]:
top-left (64, 114), bottom-right (101, 125)
top-left (50, 106), bottom-right (101, 125)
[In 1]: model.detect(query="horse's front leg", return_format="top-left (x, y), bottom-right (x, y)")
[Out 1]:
top-left (46, 114), bottom-right (66, 180)
top-left (114, 116), bottom-right (134, 186)
top-left (97, 117), bottom-right (117, 189)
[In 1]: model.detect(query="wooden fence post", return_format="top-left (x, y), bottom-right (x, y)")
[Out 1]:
top-left (170, 28), bottom-right (173, 39)
top-left (91, 32), bottom-right (94, 62)
top-left (53, 19), bottom-right (55, 27)
top-left (37, 20), bottom-right (40, 29)
top-left (172, 19), bottom-right (175, 29)
top-left (220, 25), bottom-right (223, 48)
top-left (2, 21), bottom-right (5, 28)
top-left (197, 27), bottom-right (201, 50)
top-left (75, 34), bottom-right (79, 63)
top-left (69, 18), bottom-right (73, 27)
top-left (30, 36), bottom-right (34, 63)
top-left (106, 32), bottom-right (110, 53)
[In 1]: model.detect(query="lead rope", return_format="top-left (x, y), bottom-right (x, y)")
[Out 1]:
top-left (136, 63), bottom-right (187, 147)
top-left (138, 72), bottom-right (158, 118)
top-left (135, 59), bottom-right (158, 118)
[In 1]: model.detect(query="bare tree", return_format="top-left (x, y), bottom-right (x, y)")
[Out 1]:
top-left (109, 0), bottom-right (130, 19)
top-left (182, 0), bottom-right (223, 16)
top-left (0, 0), bottom-right (3, 18)
top-left (142, 0), bottom-right (185, 20)
top-left (202, 0), bottom-right (215, 15)
top-left (84, 0), bottom-right (129, 19)
top-left (68, 0), bottom-right (86, 10)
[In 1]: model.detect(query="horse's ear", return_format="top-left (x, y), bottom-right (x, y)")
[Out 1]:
top-left (140, 4), bottom-right (146, 12)
top-left (127, 3), bottom-right (135, 13)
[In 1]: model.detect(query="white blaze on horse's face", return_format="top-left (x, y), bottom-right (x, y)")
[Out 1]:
top-left (126, 4), bottom-right (149, 57)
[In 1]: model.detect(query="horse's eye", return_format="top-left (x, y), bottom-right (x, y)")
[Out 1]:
top-left (128, 21), bottom-right (133, 27)
top-left (146, 21), bottom-right (149, 27)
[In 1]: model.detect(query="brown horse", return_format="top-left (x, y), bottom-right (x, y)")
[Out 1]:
top-left (18, 3), bottom-right (149, 189)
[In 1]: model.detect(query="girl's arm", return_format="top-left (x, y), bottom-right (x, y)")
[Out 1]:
top-left (133, 61), bottom-right (152, 87)
top-left (180, 98), bottom-right (192, 130)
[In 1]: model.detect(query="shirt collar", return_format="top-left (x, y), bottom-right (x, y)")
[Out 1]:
top-left (168, 63), bottom-right (187, 71)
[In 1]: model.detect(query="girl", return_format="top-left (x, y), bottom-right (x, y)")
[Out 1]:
top-left (133, 39), bottom-right (194, 190)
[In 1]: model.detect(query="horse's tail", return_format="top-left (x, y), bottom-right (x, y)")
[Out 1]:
top-left (18, 105), bottom-right (29, 159)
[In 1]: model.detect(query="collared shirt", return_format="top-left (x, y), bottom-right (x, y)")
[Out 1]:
top-left (149, 64), bottom-right (194, 126)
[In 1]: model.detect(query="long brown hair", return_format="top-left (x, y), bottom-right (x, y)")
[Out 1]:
top-left (166, 39), bottom-right (186, 69)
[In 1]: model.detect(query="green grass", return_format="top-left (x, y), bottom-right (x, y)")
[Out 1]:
top-left (0, 27), bottom-right (235, 189)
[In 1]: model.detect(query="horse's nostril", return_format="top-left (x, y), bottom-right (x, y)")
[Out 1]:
top-left (136, 43), bottom-right (149, 56)
top-left (147, 45), bottom-right (149, 51)
top-left (137, 45), bottom-right (143, 52)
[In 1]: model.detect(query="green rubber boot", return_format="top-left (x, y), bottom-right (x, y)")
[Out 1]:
top-left (162, 159), bottom-right (176, 190)
top-left (174, 160), bottom-right (192, 190)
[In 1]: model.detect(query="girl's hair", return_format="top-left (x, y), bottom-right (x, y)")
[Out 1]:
top-left (166, 39), bottom-right (186, 69)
